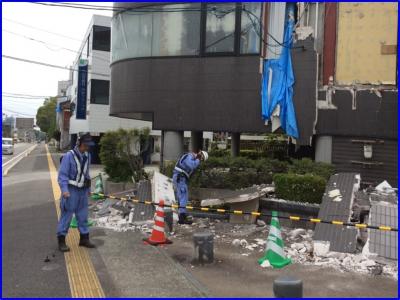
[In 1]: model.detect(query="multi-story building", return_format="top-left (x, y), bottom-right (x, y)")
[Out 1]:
top-left (67, 15), bottom-right (161, 163)
top-left (109, 2), bottom-right (397, 186)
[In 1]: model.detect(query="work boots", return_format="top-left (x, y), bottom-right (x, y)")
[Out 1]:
top-left (178, 213), bottom-right (193, 225)
top-left (58, 235), bottom-right (70, 252)
top-left (79, 233), bottom-right (96, 248)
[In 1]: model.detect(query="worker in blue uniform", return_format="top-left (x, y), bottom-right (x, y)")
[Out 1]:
top-left (173, 150), bottom-right (208, 224)
top-left (56, 133), bottom-right (95, 252)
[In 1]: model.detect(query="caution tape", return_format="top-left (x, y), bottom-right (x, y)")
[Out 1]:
top-left (91, 192), bottom-right (398, 232)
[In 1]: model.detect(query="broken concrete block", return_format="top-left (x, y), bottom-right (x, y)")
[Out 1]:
top-left (313, 241), bottom-right (330, 257)
top-left (291, 243), bottom-right (305, 251)
top-left (257, 219), bottom-right (266, 227)
top-left (240, 239), bottom-right (248, 247)
top-left (289, 228), bottom-right (306, 239)
top-left (232, 239), bottom-right (241, 247)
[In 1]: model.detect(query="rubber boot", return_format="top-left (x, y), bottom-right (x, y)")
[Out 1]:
top-left (79, 233), bottom-right (96, 248)
top-left (58, 235), bottom-right (70, 252)
top-left (178, 213), bottom-right (193, 225)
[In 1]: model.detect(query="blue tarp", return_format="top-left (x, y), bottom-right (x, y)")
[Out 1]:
top-left (261, 4), bottom-right (299, 139)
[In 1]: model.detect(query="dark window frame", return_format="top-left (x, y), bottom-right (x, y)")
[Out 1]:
top-left (92, 25), bottom-right (111, 52)
top-left (90, 79), bottom-right (110, 105)
top-left (200, 2), bottom-right (262, 57)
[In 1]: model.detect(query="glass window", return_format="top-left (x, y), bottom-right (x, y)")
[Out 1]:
top-left (204, 3), bottom-right (236, 53)
top-left (152, 3), bottom-right (201, 56)
top-left (240, 2), bottom-right (262, 54)
top-left (112, 4), bottom-right (201, 62)
top-left (92, 25), bottom-right (110, 52)
top-left (90, 79), bottom-right (109, 105)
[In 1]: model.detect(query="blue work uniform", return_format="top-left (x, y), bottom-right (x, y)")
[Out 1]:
top-left (172, 153), bottom-right (200, 214)
top-left (56, 147), bottom-right (91, 236)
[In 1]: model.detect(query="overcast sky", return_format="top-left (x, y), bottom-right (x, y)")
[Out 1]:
top-left (2, 2), bottom-right (112, 120)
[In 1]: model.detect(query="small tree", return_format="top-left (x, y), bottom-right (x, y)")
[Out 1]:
top-left (100, 128), bottom-right (150, 182)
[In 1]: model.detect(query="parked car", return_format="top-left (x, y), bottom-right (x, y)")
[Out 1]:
top-left (2, 137), bottom-right (14, 155)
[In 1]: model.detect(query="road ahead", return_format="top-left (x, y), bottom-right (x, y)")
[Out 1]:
top-left (2, 142), bottom-right (33, 165)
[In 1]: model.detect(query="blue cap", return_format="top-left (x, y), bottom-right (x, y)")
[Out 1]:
top-left (79, 133), bottom-right (95, 146)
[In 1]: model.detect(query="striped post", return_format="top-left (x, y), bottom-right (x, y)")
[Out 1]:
top-left (258, 211), bottom-right (292, 268)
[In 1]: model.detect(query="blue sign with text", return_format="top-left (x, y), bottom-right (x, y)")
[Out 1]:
top-left (76, 61), bottom-right (88, 119)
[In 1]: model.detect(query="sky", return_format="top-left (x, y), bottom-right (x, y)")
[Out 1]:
top-left (2, 2), bottom-right (112, 120)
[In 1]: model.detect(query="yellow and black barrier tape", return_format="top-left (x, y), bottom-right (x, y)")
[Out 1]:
top-left (91, 192), bottom-right (398, 232)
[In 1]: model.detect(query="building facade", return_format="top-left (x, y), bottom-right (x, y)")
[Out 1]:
top-left (109, 3), bottom-right (397, 185)
top-left (66, 15), bottom-right (163, 163)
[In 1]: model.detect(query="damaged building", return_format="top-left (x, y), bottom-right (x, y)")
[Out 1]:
top-left (109, 2), bottom-right (398, 186)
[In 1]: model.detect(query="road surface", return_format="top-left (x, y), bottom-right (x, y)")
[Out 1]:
top-left (2, 142), bottom-right (33, 165)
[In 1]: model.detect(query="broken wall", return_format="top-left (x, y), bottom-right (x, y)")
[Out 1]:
top-left (335, 3), bottom-right (398, 85)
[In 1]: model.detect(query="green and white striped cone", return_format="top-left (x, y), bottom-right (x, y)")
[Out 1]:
top-left (91, 174), bottom-right (105, 200)
top-left (258, 211), bottom-right (292, 268)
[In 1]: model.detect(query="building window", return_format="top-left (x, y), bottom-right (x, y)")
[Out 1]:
top-left (111, 3), bottom-right (261, 62)
top-left (240, 2), bottom-right (262, 54)
top-left (204, 3), bottom-right (237, 54)
top-left (112, 3), bottom-right (201, 62)
top-left (92, 25), bottom-right (110, 52)
top-left (90, 79), bottom-right (109, 105)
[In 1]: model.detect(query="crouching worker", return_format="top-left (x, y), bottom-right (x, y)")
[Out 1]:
top-left (173, 150), bottom-right (208, 225)
top-left (56, 132), bottom-right (95, 252)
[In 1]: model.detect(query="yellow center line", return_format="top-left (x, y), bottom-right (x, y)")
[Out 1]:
top-left (46, 145), bottom-right (105, 298)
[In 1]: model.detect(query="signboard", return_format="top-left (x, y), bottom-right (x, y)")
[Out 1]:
top-left (15, 117), bottom-right (34, 129)
top-left (76, 59), bottom-right (88, 119)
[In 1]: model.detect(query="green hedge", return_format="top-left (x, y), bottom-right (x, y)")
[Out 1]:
top-left (161, 155), bottom-right (334, 203)
top-left (273, 173), bottom-right (326, 204)
top-left (289, 158), bottom-right (335, 181)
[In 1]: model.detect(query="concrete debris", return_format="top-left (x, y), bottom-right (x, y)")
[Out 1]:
top-left (232, 239), bottom-right (241, 247)
top-left (288, 228), bottom-right (306, 240)
top-left (375, 180), bottom-right (393, 193)
top-left (256, 219), bottom-right (266, 227)
top-left (313, 241), bottom-right (330, 257)
top-left (240, 239), bottom-right (248, 247)
top-left (328, 189), bottom-right (343, 202)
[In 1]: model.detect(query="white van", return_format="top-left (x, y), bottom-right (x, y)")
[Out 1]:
top-left (2, 138), bottom-right (14, 155)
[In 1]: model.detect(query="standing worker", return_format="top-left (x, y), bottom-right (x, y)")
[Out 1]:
top-left (56, 133), bottom-right (96, 252)
top-left (173, 150), bottom-right (208, 224)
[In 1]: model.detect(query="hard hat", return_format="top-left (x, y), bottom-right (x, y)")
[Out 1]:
top-left (201, 150), bottom-right (209, 161)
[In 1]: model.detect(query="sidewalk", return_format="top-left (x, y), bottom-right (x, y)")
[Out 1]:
top-left (50, 151), bottom-right (207, 297)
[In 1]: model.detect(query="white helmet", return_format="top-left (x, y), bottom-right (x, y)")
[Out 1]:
top-left (201, 151), bottom-right (209, 161)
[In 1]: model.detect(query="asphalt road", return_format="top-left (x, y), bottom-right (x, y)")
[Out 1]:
top-left (2, 142), bottom-right (34, 165)
top-left (2, 144), bottom-right (71, 297)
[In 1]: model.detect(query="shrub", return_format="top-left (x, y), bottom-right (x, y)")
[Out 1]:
top-left (289, 158), bottom-right (335, 180)
top-left (273, 173), bottom-right (326, 204)
top-left (99, 128), bottom-right (150, 182)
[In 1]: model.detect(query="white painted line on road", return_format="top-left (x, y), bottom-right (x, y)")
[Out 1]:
top-left (2, 144), bottom-right (37, 176)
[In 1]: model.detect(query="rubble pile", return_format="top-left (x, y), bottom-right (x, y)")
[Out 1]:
top-left (173, 219), bottom-right (398, 280)
top-left (90, 199), bottom-right (154, 233)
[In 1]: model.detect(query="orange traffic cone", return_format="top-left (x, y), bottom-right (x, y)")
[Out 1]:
top-left (143, 200), bottom-right (172, 246)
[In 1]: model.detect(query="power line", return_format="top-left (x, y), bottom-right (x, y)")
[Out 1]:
top-left (2, 108), bottom-right (36, 117)
top-left (3, 92), bottom-right (51, 98)
top-left (3, 17), bottom-right (82, 42)
top-left (3, 55), bottom-right (110, 78)
top-left (3, 29), bottom-right (110, 63)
